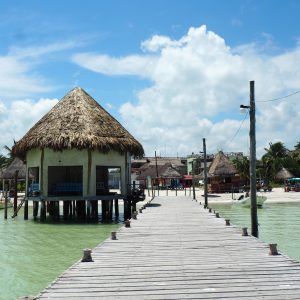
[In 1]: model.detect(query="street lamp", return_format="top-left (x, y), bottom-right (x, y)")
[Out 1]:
top-left (240, 80), bottom-right (258, 238)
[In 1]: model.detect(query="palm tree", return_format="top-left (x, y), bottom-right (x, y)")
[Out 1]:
top-left (261, 142), bottom-right (289, 181)
top-left (3, 141), bottom-right (16, 167)
top-left (232, 155), bottom-right (250, 184)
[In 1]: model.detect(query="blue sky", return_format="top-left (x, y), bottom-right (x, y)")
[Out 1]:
top-left (1, 0), bottom-right (300, 158)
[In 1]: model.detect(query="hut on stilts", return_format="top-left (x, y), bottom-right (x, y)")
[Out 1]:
top-left (205, 151), bottom-right (240, 193)
top-left (12, 87), bottom-right (144, 222)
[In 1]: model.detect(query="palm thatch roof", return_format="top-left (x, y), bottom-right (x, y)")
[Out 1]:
top-left (0, 157), bottom-right (27, 179)
top-left (275, 167), bottom-right (294, 180)
top-left (137, 163), bottom-right (181, 180)
top-left (207, 151), bottom-right (238, 176)
top-left (13, 87), bottom-right (144, 158)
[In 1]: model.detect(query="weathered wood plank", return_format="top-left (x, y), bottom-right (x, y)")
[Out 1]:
top-left (37, 196), bottom-right (300, 299)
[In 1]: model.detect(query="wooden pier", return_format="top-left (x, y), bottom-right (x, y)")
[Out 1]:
top-left (37, 196), bottom-right (300, 299)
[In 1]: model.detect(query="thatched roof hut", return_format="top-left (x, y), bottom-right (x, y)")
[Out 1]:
top-left (208, 151), bottom-right (237, 176)
top-left (13, 87), bottom-right (144, 159)
top-left (0, 157), bottom-right (27, 179)
top-left (11, 87), bottom-right (144, 205)
top-left (204, 151), bottom-right (240, 193)
top-left (275, 167), bottom-right (294, 181)
top-left (137, 163), bottom-right (181, 181)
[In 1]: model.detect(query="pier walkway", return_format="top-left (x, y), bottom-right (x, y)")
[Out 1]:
top-left (37, 196), bottom-right (300, 299)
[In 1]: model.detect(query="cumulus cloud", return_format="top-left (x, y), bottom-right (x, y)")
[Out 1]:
top-left (73, 25), bottom-right (300, 157)
top-left (0, 98), bottom-right (58, 153)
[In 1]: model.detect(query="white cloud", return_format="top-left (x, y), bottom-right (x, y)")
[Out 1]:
top-left (0, 41), bottom-right (82, 99)
top-left (72, 53), bottom-right (157, 77)
top-left (73, 25), bottom-right (300, 157)
top-left (0, 98), bottom-right (58, 153)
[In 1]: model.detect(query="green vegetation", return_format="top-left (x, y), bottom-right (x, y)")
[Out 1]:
top-left (233, 141), bottom-right (300, 185)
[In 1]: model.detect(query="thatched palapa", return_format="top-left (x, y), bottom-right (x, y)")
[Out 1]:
top-left (275, 167), bottom-right (294, 181)
top-left (206, 151), bottom-right (240, 193)
top-left (13, 87), bottom-right (144, 159)
top-left (0, 157), bottom-right (27, 179)
top-left (208, 151), bottom-right (237, 176)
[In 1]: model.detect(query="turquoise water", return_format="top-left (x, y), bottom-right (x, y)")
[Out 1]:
top-left (209, 201), bottom-right (300, 261)
top-left (2, 201), bottom-right (300, 299)
top-left (0, 206), bottom-right (120, 300)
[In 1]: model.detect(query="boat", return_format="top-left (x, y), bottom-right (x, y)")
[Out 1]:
top-left (235, 195), bottom-right (267, 208)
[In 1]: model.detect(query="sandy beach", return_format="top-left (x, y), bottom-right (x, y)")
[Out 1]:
top-left (146, 187), bottom-right (300, 204)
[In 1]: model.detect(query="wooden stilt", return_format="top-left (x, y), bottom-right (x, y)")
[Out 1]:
top-left (108, 200), bottom-right (113, 222)
top-left (4, 185), bottom-right (8, 219)
top-left (33, 201), bottom-right (39, 221)
top-left (13, 170), bottom-right (19, 215)
top-left (40, 201), bottom-right (46, 222)
top-left (102, 200), bottom-right (106, 222)
top-left (91, 200), bottom-right (98, 221)
top-left (76, 200), bottom-right (86, 221)
top-left (56, 201), bottom-right (60, 220)
top-left (63, 201), bottom-right (69, 221)
top-left (114, 199), bottom-right (119, 218)
top-left (72, 200), bottom-right (76, 218)
top-left (124, 198), bottom-right (131, 221)
top-left (86, 200), bottom-right (91, 221)
top-left (132, 201), bottom-right (136, 214)
top-left (24, 199), bottom-right (28, 220)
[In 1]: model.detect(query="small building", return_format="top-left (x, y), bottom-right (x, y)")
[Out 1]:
top-left (12, 87), bottom-right (144, 221)
top-left (205, 151), bottom-right (240, 193)
top-left (0, 157), bottom-right (27, 197)
top-left (136, 163), bottom-right (182, 189)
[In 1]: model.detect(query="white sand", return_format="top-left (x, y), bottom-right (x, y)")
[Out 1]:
top-left (146, 187), bottom-right (300, 204)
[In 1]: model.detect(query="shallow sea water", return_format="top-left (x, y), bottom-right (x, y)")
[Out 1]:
top-left (0, 206), bottom-right (120, 300)
top-left (209, 201), bottom-right (300, 261)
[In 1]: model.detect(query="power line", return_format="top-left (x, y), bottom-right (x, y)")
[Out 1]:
top-left (230, 110), bottom-right (249, 142)
top-left (257, 90), bottom-right (300, 103)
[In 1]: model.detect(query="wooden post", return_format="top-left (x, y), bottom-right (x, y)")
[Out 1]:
top-left (40, 201), bottom-right (46, 222)
top-left (13, 170), bottom-right (19, 215)
top-left (192, 160), bottom-right (196, 200)
top-left (33, 201), bottom-right (39, 221)
top-left (124, 219), bottom-right (131, 227)
top-left (269, 243), bottom-right (279, 255)
top-left (4, 184), bottom-right (8, 219)
top-left (242, 227), bottom-right (248, 236)
top-left (108, 200), bottom-right (113, 222)
top-left (55, 200), bottom-right (60, 221)
top-left (63, 201), bottom-right (69, 221)
top-left (81, 248), bottom-right (93, 262)
top-left (203, 138), bottom-right (208, 208)
top-left (249, 81), bottom-right (258, 238)
top-left (111, 231), bottom-right (117, 240)
top-left (24, 198), bottom-right (28, 220)
top-left (114, 199), bottom-right (119, 218)
top-left (86, 200), bottom-right (91, 221)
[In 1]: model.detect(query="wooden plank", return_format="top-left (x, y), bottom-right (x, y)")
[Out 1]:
top-left (36, 196), bottom-right (300, 299)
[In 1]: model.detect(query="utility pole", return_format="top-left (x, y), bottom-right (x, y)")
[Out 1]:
top-left (240, 81), bottom-right (258, 237)
top-left (203, 138), bottom-right (208, 208)
top-left (249, 80), bottom-right (258, 237)
top-left (192, 160), bottom-right (196, 200)
top-left (155, 150), bottom-right (159, 178)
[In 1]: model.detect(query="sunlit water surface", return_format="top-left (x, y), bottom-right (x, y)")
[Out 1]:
top-left (210, 201), bottom-right (300, 261)
top-left (2, 202), bottom-right (300, 299)
top-left (0, 207), bottom-right (120, 300)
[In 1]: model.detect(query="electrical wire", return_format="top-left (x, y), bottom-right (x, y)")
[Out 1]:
top-left (257, 90), bottom-right (300, 103)
top-left (230, 110), bottom-right (249, 142)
